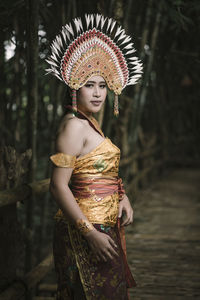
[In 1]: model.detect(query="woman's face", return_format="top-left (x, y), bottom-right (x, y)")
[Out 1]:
top-left (77, 75), bottom-right (107, 115)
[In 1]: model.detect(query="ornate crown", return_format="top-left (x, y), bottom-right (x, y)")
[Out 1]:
top-left (46, 14), bottom-right (142, 94)
top-left (46, 14), bottom-right (143, 115)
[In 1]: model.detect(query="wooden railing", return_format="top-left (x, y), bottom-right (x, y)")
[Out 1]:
top-left (0, 179), bottom-right (50, 208)
top-left (0, 178), bottom-right (53, 300)
top-left (120, 146), bottom-right (165, 194)
top-left (0, 253), bottom-right (53, 300)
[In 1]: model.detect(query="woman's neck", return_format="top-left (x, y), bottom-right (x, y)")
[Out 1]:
top-left (77, 106), bottom-right (93, 119)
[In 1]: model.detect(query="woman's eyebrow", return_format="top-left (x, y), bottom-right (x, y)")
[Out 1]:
top-left (86, 81), bottom-right (106, 84)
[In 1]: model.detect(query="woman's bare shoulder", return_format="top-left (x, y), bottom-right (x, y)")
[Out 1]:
top-left (56, 114), bottom-right (85, 155)
top-left (58, 113), bottom-right (85, 135)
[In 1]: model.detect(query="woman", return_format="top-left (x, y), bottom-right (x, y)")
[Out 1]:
top-left (47, 14), bottom-right (142, 300)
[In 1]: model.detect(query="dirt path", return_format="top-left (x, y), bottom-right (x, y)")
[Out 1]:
top-left (126, 168), bottom-right (200, 299)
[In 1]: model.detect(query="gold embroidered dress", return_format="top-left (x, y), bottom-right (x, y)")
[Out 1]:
top-left (55, 137), bottom-right (121, 226)
top-left (51, 111), bottom-right (135, 300)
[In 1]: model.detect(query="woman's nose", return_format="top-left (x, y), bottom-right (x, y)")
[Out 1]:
top-left (93, 86), bottom-right (100, 97)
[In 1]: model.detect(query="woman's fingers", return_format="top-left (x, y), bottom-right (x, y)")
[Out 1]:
top-left (98, 248), bottom-right (113, 261)
top-left (131, 210), bottom-right (134, 222)
top-left (109, 247), bottom-right (119, 258)
top-left (108, 236), bottom-right (118, 249)
top-left (122, 217), bottom-right (131, 226)
top-left (88, 231), bottom-right (120, 261)
top-left (104, 250), bottom-right (113, 261)
top-left (126, 211), bottom-right (133, 225)
top-left (121, 214), bottom-right (130, 226)
top-left (99, 249), bottom-right (117, 261)
top-left (98, 238), bottom-right (119, 261)
top-left (118, 204), bottom-right (123, 218)
top-left (121, 209), bottom-right (134, 226)
top-left (107, 238), bottom-right (119, 258)
top-left (100, 253), bottom-right (107, 262)
top-left (119, 196), bottom-right (134, 226)
top-left (96, 256), bottom-right (100, 262)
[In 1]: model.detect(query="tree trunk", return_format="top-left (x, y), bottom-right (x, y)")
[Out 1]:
top-left (132, 1), bottom-right (163, 144)
top-left (113, 0), bottom-right (124, 21)
top-left (123, 0), bottom-right (133, 31)
top-left (0, 35), bottom-right (6, 147)
top-left (13, 16), bottom-right (22, 144)
top-left (25, 0), bottom-right (39, 273)
top-left (130, 0), bottom-right (153, 145)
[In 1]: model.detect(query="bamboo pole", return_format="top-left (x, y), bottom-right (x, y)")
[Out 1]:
top-left (131, 0), bottom-right (163, 145)
top-left (26, 0), bottom-right (39, 274)
top-left (26, 0), bottom-right (39, 181)
top-left (13, 16), bottom-right (22, 144)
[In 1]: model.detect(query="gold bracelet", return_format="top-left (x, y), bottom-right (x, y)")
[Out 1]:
top-left (76, 219), bottom-right (94, 235)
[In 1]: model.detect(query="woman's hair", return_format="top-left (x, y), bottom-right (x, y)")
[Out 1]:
top-left (64, 86), bottom-right (72, 106)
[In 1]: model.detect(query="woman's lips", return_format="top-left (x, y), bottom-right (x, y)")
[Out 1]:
top-left (90, 101), bottom-right (102, 106)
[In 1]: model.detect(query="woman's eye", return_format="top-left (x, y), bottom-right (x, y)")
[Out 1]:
top-left (100, 85), bottom-right (106, 89)
top-left (85, 84), bottom-right (93, 88)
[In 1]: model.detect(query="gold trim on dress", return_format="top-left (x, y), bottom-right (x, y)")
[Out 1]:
top-left (50, 153), bottom-right (76, 168)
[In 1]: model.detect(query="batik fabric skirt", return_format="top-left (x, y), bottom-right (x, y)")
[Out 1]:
top-left (53, 218), bottom-right (136, 300)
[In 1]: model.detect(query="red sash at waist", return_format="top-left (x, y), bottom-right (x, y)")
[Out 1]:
top-left (71, 176), bottom-right (125, 200)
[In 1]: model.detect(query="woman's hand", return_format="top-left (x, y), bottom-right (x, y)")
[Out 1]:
top-left (118, 194), bottom-right (134, 226)
top-left (85, 229), bottom-right (119, 262)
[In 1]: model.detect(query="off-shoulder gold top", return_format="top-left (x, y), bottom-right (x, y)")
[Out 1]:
top-left (54, 138), bottom-right (121, 226)
top-left (51, 109), bottom-right (123, 227)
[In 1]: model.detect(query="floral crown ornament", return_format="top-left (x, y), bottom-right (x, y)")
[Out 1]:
top-left (45, 14), bottom-right (143, 115)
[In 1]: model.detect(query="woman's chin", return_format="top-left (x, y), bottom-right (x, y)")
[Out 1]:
top-left (90, 103), bottom-right (104, 113)
top-left (92, 107), bottom-right (102, 114)
top-left (77, 103), bottom-right (104, 115)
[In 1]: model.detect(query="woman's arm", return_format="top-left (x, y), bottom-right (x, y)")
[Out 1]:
top-left (50, 117), bottom-right (86, 222)
top-left (50, 116), bottom-right (118, 261)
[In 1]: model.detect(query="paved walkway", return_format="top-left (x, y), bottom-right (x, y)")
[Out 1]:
top-left (127, 168), bottom-right (200, 299)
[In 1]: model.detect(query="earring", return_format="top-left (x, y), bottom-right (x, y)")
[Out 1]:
top-left (72, 89), bottom-right (77, 112)
top-left (114, 94), bottom-right (119, 116)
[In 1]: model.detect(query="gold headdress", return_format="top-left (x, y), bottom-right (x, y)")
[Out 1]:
top-left (46, 14), bottom-right (143, 115)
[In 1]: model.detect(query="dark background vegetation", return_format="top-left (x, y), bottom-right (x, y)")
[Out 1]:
top-left (1, 0), bottom-right (199, 176)
top-left (0, 0), bottom-right (199, 295)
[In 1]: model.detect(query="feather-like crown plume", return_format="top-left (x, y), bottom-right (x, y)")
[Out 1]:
top-left (45, 14), bottom-right (143, 95)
